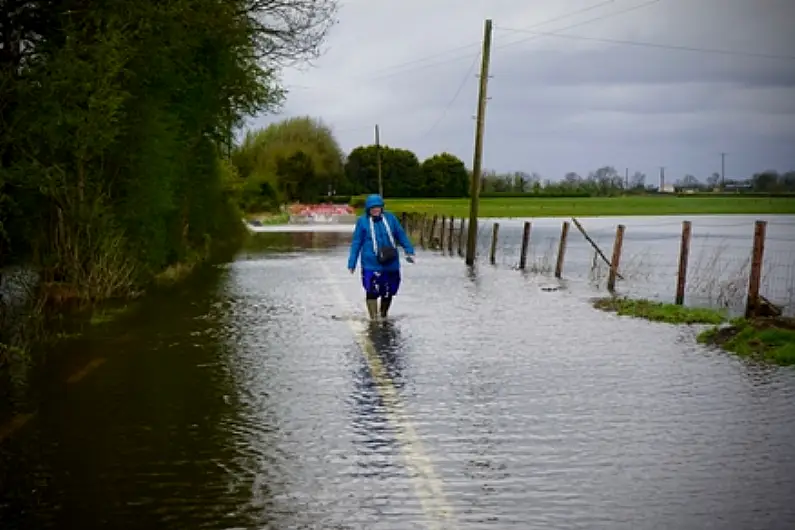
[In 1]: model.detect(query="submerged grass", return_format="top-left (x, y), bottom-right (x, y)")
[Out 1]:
top-left (697, 317), bottom-right (795, 366)
top-left (593, 296), bottom-right (727, 325)
top-left (90, 304), bottom-right (134, 326)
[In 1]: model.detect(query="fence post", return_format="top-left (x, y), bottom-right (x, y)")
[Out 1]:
top-left (675, 221), bottom-right (692, 305)
top-left (440, 216), bottom-right (447, 251)
top-left (429, 215), bottom-right (438, 249)
top-left (458, 218), bottom-right (465, 257)
top-left (448, 217), bottom-right (454, 254)
top-left (607, 224), bottom-right (625, 292)
top-left (518, 221), bottom-right (532, 269)
top-left (555, 221), bottom-right (569, 278)
top-left (419, 214), bottom-right (427, 249)
top-left (489, 222), bottom-right (499, 265)
top-left (745, 220), bottom-right (767, 318)
top-left (401, 212), bottom-right (407, 229)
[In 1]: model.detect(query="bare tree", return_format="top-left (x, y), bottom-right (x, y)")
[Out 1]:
top-left (244, 0), bottom-right (340, 66)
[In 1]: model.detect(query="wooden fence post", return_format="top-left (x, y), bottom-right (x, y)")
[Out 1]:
top-left (429, 215), bottom-right (438, 249)
top-left (607, 224), bottom-right (625, 292)
top-left (448, 217), bottom-right (454, 254)
top-left (555, 221), bottom-right (569, 278)
top-left (401, 212), bottom-right (407, 229)
top-left (458, 218), bottom-right (466, 257)
top-left (745, 220), bottom-right (767, 318)
top-left (675, 221), bottom-right (692, 305)
top-left (440, 216), bottom-right (446, 251)
top-left (419, 214), bottom-right (426, 249)
top-left (489, 222), bottom-right (499, 265)
top-left (518, 221), bottom-right (531, 269)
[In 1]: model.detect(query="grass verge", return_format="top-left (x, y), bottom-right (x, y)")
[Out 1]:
top-left (593, 296), bottom-right (727, 324)
top-left (697, 317), bottom-right (795, 366)
top-left (384, 196), bottom-right (795, 218)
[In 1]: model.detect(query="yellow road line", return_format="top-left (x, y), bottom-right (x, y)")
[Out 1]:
top-left (0, 412), bottom-right (34, 443)
top-left (319, 261), bottom-right (455, 529)
top-left (66, 358), bottom-right (106, 384)
top-left (1, 356), bottom-right (110, 444)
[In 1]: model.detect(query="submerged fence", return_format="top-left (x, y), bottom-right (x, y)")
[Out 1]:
top-left (399, 212), bottom-right (795, 317)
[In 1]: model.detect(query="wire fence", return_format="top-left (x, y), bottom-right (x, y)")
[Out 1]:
top-left (400, 213), bottom-right (795, 317)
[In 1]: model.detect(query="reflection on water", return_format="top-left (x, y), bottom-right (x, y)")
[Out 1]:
top-left (1, 224), bottom-right (795, 529)
top-left (348, 321), bottom-right (406, 482)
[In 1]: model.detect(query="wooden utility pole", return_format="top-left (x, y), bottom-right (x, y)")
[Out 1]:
top-left (375, 124), bottom-right (383, 196)
top-left (465, 18), bottom-right (493, 266)
top-left (720, 152), bottom-right (726, 190)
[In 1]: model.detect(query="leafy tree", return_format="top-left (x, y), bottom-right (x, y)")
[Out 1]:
top-left (752, 170), bottom-right (780, 192)
top-left (232, 116), bottom-right (345, 209)
top-left (343, 144), bottom-right (421, 197)
top-left (0, 0), bottom-right (339, 301)
top-left (420, 152), bottom-right (468, 198)
top-left (630, 171), bottom-right (646, 190)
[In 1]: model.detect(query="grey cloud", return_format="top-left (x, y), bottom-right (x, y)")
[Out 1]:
top-left (489, 47), bottom-right (795, 88)
top-left (247, 0), bottom-right (795, 180)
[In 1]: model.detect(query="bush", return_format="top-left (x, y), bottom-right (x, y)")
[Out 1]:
top-left (349, 195), bottom-right (367, 208)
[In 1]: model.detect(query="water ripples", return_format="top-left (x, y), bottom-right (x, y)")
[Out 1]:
top-left (2, 240), bottom-right (795, 529)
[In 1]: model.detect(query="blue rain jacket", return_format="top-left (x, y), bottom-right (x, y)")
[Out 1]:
top-left (347, 194), bottom-right (415, 272)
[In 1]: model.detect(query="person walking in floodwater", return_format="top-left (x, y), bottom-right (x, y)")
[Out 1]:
top-left (347, 194), bottom-right (415, 320)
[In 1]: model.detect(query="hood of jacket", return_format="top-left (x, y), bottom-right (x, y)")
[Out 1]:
top-left (364, 194), bottom-right (385, 214)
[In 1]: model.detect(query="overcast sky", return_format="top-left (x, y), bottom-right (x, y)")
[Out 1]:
top-left (245, 0), bottom-right (795, 183)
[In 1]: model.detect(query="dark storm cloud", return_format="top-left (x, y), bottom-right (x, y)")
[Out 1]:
top-left (247, 0), bottom-right (795, 179)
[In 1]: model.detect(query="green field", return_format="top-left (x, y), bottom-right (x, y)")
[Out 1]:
top-left (383, 196), bottom-right (795, 218)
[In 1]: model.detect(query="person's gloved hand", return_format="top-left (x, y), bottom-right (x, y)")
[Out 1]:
top-left (406, 254), bottom-right (415, 263)
top-left (348, 267), bottom-right (355, 274)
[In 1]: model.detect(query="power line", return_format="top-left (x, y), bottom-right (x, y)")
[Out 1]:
top-left (287, 1), bottom-right (637, 88)
top-left (410, 2), bottom-right (658, 142)
top-left (419, 52), bottom-right (481, 140)
top-left (496, 25), bottom-right (795, 61)
top-left (366, 0), bottom-right (661, 83)
top-left (493, 0), bottom-right (663, 52)
top-left (364, 42), bottom-right (482, 78)
top-left (357, 0), bottom-right (618, 81)
top-left (416, 6), bottom-right (622, 140)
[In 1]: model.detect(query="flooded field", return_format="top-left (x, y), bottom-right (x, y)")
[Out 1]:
top-left (470, 214), bottom-right (795, 315)
top-left (2, 216), bottom-right (795, 529)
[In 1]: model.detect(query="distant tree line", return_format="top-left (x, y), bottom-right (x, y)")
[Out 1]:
top-left (231, 118), bottom-right (469, 209)
top-left (231, 123), bottom-right (795, 209)
top-left (481, 168), bottom-right (795, 196)
top-left (674, 171), bottom-right (795, 193)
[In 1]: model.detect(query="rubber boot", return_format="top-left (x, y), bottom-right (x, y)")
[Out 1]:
top-left (380, 297), bottom-right (392, 319)
top-left (366, 298), bottom-right (379, 320)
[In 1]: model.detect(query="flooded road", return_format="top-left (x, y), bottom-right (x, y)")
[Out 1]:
top-left (2, 229), bottom-right (795, 529)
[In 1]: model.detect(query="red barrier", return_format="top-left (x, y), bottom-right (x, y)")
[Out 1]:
top-left (288, 203), bottom-right (354, 216)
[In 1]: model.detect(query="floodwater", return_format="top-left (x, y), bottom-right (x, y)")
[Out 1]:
top-left (2, 217), bottom-right (795, 529)
top-left (470, 214), bottom-right (795, 315)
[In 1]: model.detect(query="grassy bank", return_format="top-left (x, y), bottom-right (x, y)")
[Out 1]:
top-left (697, 317), bottom-right (795, 366)
top-left (593, 297), bottom-right (727, 324)
top-left (384, 196), bottom-right (795, 218)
